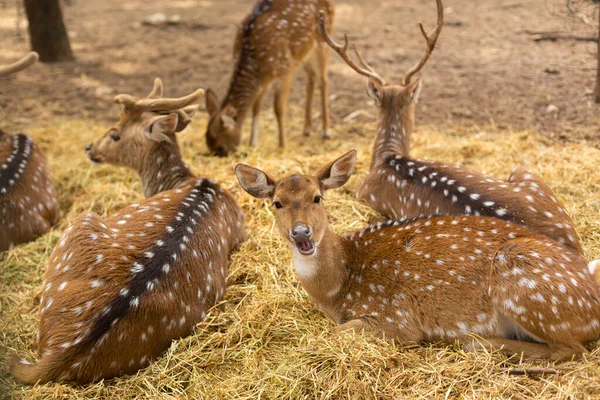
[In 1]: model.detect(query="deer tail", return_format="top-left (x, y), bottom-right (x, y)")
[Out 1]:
top-left (9, 354), bottom-right (54, 385)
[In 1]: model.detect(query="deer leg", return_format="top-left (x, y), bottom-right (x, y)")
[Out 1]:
top-left (335, 319), bottom-right (370, 335)
top-left (465, 337), bottom-right (585, 361)
top-left (250, 90), bottom-right (265, 148)
top-left (316, 44), bottom-right (331, 140)
top-left (302, 62), bottom-right (317, 137)
top-left (274, 73), bottom-right (293, 149)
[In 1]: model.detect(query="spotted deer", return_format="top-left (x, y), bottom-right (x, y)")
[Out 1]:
top-left (9, 79), bottom-right (247, 384)
top-left (0, 52), bottom-right (59, 252)
top-left (236, 150), bottom-right (600, 361)
top-left (205, 0), bottom-right (335, 156)
top-left (319, 2), bottom-right (583, 256)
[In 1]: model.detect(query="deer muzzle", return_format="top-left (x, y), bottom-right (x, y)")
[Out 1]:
top-left (291, 222), bottom-right (315, 256)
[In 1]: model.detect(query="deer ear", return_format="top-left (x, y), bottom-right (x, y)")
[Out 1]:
top-left (221, 106), bottom-right (237, 130)
top-left (175, 105), bottom-right (199, 132)
top-left (145, 114), bottom-right (178, 143)
top-left (235, 164), bottom-right (276, 199)
top-left (205, 89), bottom-right (219, 116)
top-left (366, 78), bottom-right (383, 106)
top-left (316, 150), bottom-right (357, 191)
top-left (407, 79), bottom-right (422, 104)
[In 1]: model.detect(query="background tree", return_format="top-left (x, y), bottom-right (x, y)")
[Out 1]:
top-left (24, 0), bottom-right (74, 62)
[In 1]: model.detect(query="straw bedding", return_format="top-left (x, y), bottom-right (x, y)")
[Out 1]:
top-left (1, 106), bottom-right (599, 399)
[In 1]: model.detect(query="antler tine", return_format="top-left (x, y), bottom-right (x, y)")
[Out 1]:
top-left (402, 0), bottom-right (444, 85)
top-left (147, 77), bottom-right (164, 99)
top-left (115, 77), bottom-right (205, 113)
top-left (0, 52), bottom-right (39, 78)
top-left (318, 11), bottom-right (386, 86)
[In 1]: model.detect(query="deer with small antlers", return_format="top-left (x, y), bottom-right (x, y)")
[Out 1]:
top-left (236, 150), bottom-right (600, 361)
top-left (205, 0), bottom-right (335, 156)
top-left (9, 79), bottom-right (247, 384)
top-left (319, 1), bottom-right (584, 257)
top-left (0, 52), bottom-right (59, 252)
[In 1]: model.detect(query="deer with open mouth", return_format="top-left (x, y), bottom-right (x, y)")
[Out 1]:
top-left (236, 150), bottom-right (600, 361)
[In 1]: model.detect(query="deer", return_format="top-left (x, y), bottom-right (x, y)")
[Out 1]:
top-left (236, 150), bottom-right (600, 361)
top-left (318, 1), bottom-right (584, 257)
top-left (9, 78), bottom-right (248, 384)
top-left (205, 0), bottom-right (336, 157)
top-left (0, 52), bottom-right (59, 252)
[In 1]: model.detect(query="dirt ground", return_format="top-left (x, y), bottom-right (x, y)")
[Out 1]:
top-left (1, 0), bottom-right (599, 143)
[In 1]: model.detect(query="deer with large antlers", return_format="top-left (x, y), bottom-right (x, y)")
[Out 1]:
top-left (10, 79), bottom-right (247, 384)
top-left (0, 52), bottom-right (59, 252)
top-left (319, 1), bottom-right (584, 256)
top-left (205, 0), bottom-right (335, 156)
top-left (236, 150), bottom-right (600, 361)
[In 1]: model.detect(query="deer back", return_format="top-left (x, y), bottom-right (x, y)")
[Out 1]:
top-left (13, 178), bottom-right (246, 383)
top-left (356, 156), bottom-right (582, 254)
top-left (338, 216), bottom-right (599, 346)
top-left (0, 133), bottom-right (59, 251)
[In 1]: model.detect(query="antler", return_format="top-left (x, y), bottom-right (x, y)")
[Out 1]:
top-left (318, 11), bottom-right (386, 86)
top-left (402, 0), bottom-right (444, 85)
top-left (0, 52), bottom-right (39, 78)
top-left (115, 78), bottom-right (204, 114)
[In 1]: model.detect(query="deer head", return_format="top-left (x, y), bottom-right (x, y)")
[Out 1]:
top-left (0, 52), bottom-right (39, 78)
top-left (318, 0), bottom-right (442, 120)
top-left (236, 150), bottom-right (357, 257)
top-left (204, 89), bottom-right (241, 157)
top-left (86, 78), bottom-right (204, 170)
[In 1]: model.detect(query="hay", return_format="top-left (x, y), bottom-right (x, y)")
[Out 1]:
top-left (1, 105), bottom-right (600, 399)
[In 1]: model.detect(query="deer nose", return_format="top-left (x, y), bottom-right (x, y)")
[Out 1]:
top-left (291, 222), bottom-right (312, 242)
top-left (215, 146), bottom-right (227, 157)
top-left (85, 144), bottom-right (92, 152)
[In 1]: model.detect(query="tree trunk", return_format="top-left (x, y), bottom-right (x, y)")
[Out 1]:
top-left (24, 0), bottom-right (74, 62)
top-left (595, 7), bottom-right (600, 103)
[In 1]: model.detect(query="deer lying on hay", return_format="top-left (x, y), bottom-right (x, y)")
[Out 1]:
top-left (0, 52), bottom-right (59, 252)
top-left (319, 1), bottom-right (584, 257)
top-left (236, 150), bottom-right (600, 361)
top-left (10, 79), bottom-right (247, 384)
top-left (205, 0), bottom-right (336, 156)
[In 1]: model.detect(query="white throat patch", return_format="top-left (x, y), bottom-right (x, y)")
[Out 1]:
top-left (292, 246), bottom-right (318, 279)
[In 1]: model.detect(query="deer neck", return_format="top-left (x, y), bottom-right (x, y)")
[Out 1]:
top-left (291, 227), bottom-right (355, 323)
top-left (221, 57), bottom-right (262, 128)
top-left (138, 143), bottom-right (194, 198)
top-left (370, 106), bottom-right (412, 169)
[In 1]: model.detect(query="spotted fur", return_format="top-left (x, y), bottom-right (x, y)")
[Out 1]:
top-left (0, 133), bottom-right (59, 251)
top-left (238, 151), bottom-right (600, 361)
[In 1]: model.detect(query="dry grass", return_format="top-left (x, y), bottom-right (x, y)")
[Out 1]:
top-left (1, 105), bottom-right (600, 399)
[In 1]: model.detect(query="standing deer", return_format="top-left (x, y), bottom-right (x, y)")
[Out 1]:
top-left (319, 2), bottom-right (584, 256)
top-left (0, 52), bottom-right (59, 252)
top-left (9, 79), bottom-right (247, 384)
top-left (236, 150), bottom-right (600, 361)
top-left (205, 0), bottom-right (335, 156)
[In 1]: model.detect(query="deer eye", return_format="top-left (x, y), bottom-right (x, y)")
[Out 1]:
top-left (314, 195), bottom-right (322, 204)
top-left (110, 134), bottom-right (121, 142)
top-left (273, 201), bottom-right (283, 209)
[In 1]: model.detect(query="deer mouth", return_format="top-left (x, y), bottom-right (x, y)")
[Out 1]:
top-left (295, 240), bottom-right (315, 256)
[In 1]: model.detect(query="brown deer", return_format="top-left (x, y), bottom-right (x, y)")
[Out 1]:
top-left (9, 79), bottom-right (247, 384)
top-left (236, 150), bottom-right (600, 361)
top-left (318, 2), bottom-right (584, 256)
top-left (205, 0), bottom-right (335, 156)
top-left (0, 52), bottom-right (59, 252)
